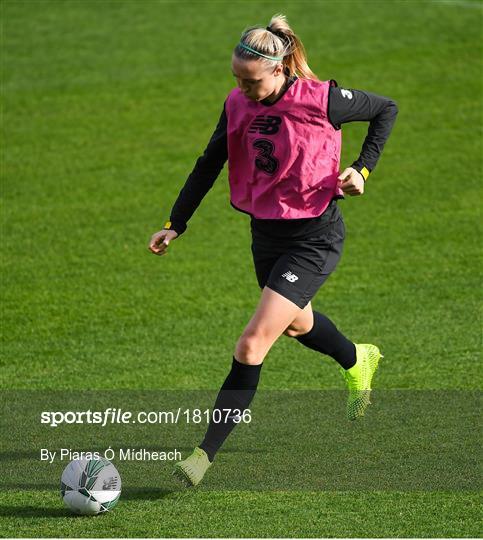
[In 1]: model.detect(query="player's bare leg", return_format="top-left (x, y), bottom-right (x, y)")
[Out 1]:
top-left (282, 300), bottom-right (314, 337)
top-left (234, 286), bottom-right (306, 365)
top-left (173, 286), bottom-right (304, 487)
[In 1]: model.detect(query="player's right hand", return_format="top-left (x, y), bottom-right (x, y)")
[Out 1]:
top-left (148, 229), bottom-right (179, 256)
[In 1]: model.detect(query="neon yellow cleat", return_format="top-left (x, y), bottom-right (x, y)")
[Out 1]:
top-left (172, 447), bottom-right (212, 487)
top-left (339, 343), bottom-right (384, 420)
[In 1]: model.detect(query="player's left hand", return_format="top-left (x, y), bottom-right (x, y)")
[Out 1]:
top-left (337, 167), bottom-right (365, 196)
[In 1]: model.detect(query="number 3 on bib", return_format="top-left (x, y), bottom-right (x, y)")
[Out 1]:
top-left (253, 138), bottom-right (279, 175)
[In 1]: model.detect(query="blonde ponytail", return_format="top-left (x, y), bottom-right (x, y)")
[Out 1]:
top-left (234, 13), bottom-right (319, 81)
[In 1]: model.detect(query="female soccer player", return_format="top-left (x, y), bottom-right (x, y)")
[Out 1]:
top-left (148, 14), bottom-right (398, 487)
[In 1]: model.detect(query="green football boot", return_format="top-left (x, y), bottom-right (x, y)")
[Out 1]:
top-left (172, 447), bottom-right (212, 487)
top-left (339, 343), bottom-right (383, 420)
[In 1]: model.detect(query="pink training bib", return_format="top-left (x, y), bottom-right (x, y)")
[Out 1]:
top-left (225, 78), bottom-right (343, 219)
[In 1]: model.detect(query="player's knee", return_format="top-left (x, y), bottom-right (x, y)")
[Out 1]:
top-left (283, 326), bottom-right (299, 337)
top-left (236, 331), bottom-right (269, 365)
top-left (283, 321), bottom-right (313, 338)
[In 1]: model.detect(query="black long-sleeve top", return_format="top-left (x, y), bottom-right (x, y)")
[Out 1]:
top-left (168, 77), bottom-right (398, 236)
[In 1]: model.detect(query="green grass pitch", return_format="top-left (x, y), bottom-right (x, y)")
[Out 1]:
top-left (1, 0), bottom-right (481, 537)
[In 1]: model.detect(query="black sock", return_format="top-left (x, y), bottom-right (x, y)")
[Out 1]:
top-left (295, 310), bottom-right (356, 369)
top-left (199, 356), bottom-right (263, 463)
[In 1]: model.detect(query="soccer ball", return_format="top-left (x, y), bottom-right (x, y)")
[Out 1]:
top-left (60, 458), bottom-right (121, 515)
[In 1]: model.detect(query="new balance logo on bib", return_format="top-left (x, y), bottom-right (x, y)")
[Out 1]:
top-left (282, 271), bottom-right (299, 283)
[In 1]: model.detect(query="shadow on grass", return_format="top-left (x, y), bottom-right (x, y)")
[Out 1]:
top-left (0, 487), bottom-right (176, 519)
top-left (0, 505), bottom-right (73, 518)
top-left (1, 482), bottom-right (172, 495)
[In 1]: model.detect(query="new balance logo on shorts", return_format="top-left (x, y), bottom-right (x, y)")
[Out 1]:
top-left (282, 271), bottom-right (299, 283)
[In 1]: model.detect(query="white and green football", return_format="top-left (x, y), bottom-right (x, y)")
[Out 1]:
top-left (60, 458), bottom-right (121, 515)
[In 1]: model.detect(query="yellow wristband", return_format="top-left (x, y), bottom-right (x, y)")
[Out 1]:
top-left (164, 221), bottom-right (172, 230)
top-left (360, 166), bottom-right (370, 181)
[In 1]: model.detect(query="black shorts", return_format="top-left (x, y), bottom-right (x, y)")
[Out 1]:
top-left (250, 199), bottom-right (345, 309)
